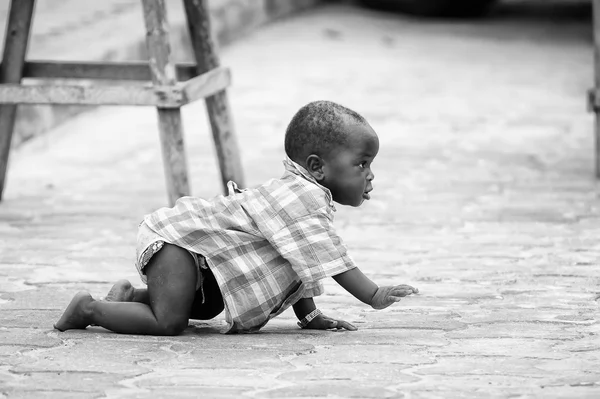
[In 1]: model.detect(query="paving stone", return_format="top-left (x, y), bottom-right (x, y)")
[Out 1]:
top-left (287, 345), bottom-right (435, 366)
top-left (2, 370), bottom-right (130, 395)
top-left (0, 327), bottom-right (61, 348)
top-left (151, 349), bottom-right (298, 371)
top-left (0, 310), bottom-right (62, 328)
top-left (429, 337), bottom-right (568, 359)
top-left (0, 345), bottom-right (30, 357)
top-left (446, 322), bottom-right (583, 340)
top-left (279, 363), bottom-right (419, 384)
top-left (260, 382), bottom-right (405, 398)
top-left (105, 386), bottom-right (249, 398)
top-left (403, 376), bottom-right (550, 399)
top-left (410, 357), bottom-right (551, 379)
top-left (358, 309), bottom-right (467, 331)
top-left (453, 306), bottom-right (595, 325)
top-left (297, 329), bottom-right (449, 347)
top-left (11, 339), bottom-right (161, 374)
top-left (132, 368), bottom-right (282, 389)
top-left (535, 358), bottom-right (600, 374)
top-left (551, 336), bottom-right (600, 353)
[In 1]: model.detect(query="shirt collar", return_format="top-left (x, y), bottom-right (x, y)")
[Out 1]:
top-left (283, 157), bottom-right (336, 211)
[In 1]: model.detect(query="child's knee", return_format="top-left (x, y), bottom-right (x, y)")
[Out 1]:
top-left (157, 316), bottom-right (188, 336)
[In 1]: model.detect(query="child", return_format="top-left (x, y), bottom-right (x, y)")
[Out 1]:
top-left (54, 100), bottom-right (418, 335)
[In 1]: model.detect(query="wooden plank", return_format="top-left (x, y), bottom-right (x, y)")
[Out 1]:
top-left (0, 83), bottom-right (184, 107)
top-left (594, 0), bottom-right (600, 177)
top-left (142, 0), bottom-right (189, 205)
top-left (18, 61), bottom-right (198, 81)
top-left (142, 0), bottom-right (177, 87)
top-left (183, 0), bottom-right (245, 192)
top-left (156, 109), bottom-right (189, 204)
top-left (0, 0), bottom-right (35, 200)
top-left (181, 66), bottom-right (231, 103)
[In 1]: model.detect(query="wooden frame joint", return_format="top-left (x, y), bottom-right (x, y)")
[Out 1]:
top-left (180, 66), bottom-right (231, 103)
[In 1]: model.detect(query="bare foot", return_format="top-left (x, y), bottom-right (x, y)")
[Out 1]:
top-left (54, 291), bottom-right (94, 331)
top-left (104, 279), bottom-right (135, 302)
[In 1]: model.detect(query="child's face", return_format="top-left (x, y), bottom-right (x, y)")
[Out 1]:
top-left (321, 123), bottom-right (379, 207)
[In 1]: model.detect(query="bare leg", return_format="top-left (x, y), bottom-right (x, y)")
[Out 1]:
top-left (131, 287), bottom-right (149, 304)
top-left (54, 244), bottom-right (198, 336)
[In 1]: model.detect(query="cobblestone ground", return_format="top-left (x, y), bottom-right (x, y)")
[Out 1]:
top-left (1, 2), bottom-right (599, 398)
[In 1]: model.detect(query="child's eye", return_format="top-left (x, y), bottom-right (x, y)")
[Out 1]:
top-left (359, 161), bottom-right (367, 169)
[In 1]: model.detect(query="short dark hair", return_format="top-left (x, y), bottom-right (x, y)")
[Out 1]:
top-left (284, 100), bottom-right (367, 163)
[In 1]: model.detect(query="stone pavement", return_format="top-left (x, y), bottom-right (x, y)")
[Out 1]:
top-left (1, 1), bottom-right (600, 397)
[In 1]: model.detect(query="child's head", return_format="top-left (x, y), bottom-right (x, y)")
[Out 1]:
top-left (284, 101), bottom-right (379, 207)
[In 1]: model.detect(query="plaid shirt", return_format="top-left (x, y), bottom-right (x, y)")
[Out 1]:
top-left (143, 159), bottom-right (357, 333)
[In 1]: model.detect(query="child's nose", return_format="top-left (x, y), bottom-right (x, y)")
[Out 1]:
top-left (367, 170), bottom-right (375, 181)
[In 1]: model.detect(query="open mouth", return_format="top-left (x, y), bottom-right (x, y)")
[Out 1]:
top-left (363, 185), bottom-right (373, 201)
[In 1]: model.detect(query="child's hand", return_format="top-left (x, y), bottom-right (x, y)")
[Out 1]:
top-left (305, 314), bottom-right (357, 331)
top-left (371, 285), bottom-right (418, 310)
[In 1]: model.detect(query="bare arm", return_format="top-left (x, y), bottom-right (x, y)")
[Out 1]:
top-left (332, 267), bottom-right (378, 305)
top-left (292, 297), bottom-right (317, 320)
top-left (333, 267), bottom-right (418, 309)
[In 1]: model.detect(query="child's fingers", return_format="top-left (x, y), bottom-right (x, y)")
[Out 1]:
top-left (331, 319), bottom-right (357, 331)
top-left (392, 285), bottom-right (418, 296)
top-left (390, 288), bottom-right (412, 297)
top-left (400, 284), bottom-right (418, 293)
top-left (324, 317), bottom-right (357, 331)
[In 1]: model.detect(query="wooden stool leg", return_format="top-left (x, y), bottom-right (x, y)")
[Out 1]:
top-left (594, 0), bottom-right (600, 177)
top-left (0, 0), bottom-right (35, 200)
top-left (183, 0), bottom-right (245, 192)
top-left (142, 0), bottom-right (189, 205)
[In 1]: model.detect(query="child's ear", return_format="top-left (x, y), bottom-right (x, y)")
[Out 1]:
top-left (305, 154), bottom-right (325, 181)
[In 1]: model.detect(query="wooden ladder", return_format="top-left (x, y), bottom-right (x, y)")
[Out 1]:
top-left (0, 0), bottom-right (245, 205)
